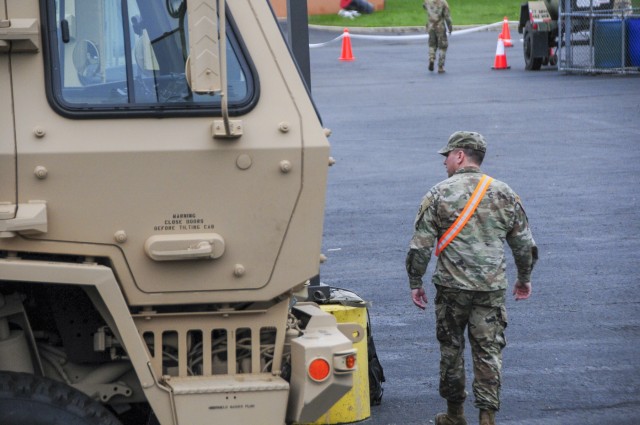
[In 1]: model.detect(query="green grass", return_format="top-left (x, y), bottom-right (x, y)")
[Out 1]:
top-left (307, 0), bottom-right (640, 27)
top-left (308, 0), bottom-right (524, 27)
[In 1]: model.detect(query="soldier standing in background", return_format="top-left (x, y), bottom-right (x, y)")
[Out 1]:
top-left (406, 132), bottom-right (538, 425)
top-left (424, 0), bottom-right (453, 73)
top-left (613, 0), bottom-right (633, 16)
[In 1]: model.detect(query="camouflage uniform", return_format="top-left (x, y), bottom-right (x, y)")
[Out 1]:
top-left (424, 0), bottom-right (453, 71)
top-left (406, 132), bottom-right (537, 412)
top-left (613, 0), bottom-right (632, 10)
top-left (613, 0), bottom-right (633, 16)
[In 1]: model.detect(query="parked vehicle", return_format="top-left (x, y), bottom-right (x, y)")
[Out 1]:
top-left (518, 0), bottom-right (614, 70)
top-left (0, 1), bottom-right (360, 424)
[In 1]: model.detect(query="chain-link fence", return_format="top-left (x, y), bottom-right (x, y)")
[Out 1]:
top-left (558, 1), bottom-right (640, 73)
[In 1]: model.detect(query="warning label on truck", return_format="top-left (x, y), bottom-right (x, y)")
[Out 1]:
top-left (153, 213), bottom-right (215, 232)
top-left (529, 1), bottom-right (551, 22)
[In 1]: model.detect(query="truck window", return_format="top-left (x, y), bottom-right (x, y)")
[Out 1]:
top-left (44, 0), bottom-right (256, 117)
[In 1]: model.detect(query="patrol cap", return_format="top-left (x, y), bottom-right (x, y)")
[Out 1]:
top-left (438, 131), bottom-right (487, 156)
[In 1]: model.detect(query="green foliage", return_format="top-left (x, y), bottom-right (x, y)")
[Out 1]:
top-left (308, 0), bottom-right (524, 27)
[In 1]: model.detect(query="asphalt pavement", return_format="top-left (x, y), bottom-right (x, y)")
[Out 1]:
top-left (305, 25), bottom-right (640, 425)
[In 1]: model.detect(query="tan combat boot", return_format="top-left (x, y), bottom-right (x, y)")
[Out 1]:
top-left (479, 409), bottom-right (496, 425)
top-left (434, 401), bottom-right (467, 425)
top-left (438, 66), bottom-right (445, 73)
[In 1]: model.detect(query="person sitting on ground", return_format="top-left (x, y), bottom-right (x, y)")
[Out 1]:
top-left (340, 0), bottom-right (375, 14)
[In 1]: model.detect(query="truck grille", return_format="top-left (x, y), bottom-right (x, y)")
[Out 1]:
top-left (132, 299), bottom-right (288, 378)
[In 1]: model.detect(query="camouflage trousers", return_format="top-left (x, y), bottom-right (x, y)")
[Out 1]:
top-left (428, 28), bottom-right (448, 68)
top-left (434, 285), bottom-right (507, 411)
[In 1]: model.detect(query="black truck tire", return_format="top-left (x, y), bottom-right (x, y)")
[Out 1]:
top-left (524, 30), bottom-right (543, 71)
top-left (0, 372), bottom-right (122, 425)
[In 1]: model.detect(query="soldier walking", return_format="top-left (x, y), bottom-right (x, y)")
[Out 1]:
top-left (424, 0), bottom-right (453, 73)
top-left (406, 132), bottom-right (538, 425)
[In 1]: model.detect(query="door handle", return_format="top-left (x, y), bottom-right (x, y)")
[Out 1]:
top-left (144, 234), bottom-right (225, 261)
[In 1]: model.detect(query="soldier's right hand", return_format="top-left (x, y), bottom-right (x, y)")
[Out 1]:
top-left (513, 280), bottom-right (532, 300)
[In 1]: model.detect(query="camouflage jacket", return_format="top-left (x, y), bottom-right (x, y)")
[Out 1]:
top-left (406, 167), bottom-right (537, 291)
top-left (424, 0), bottom-right (452, 32)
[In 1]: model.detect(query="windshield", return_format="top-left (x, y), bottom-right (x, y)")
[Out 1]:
top-left (45, 0), bottom-right (255, 116)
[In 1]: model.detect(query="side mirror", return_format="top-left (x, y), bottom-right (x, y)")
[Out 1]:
top-left (72, 39), bottom-right (101, 85)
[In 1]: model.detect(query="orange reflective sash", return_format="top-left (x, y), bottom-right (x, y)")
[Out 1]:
top-left (435, 174), bottom-right (494, 256)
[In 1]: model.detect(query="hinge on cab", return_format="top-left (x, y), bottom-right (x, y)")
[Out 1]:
top-left (212, 119), bottom-right (243, 139)
top-left (0, 201), bottom-right (48, 238)
top-left (0, 19), bottom-right (40, 53)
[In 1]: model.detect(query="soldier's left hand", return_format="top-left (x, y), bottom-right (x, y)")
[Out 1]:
top-left (411, 287), bottom-right (428, 310)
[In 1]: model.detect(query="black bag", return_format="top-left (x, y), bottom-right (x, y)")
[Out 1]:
top-left (367, 313), bottom-right (385, 406)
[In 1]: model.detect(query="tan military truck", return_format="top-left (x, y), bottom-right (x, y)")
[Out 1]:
top-left (0, 1), bottom-right (362, 424)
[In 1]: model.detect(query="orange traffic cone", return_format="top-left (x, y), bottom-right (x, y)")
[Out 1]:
top-left (500, 16), bottom-right (513, 47)
top-left (339, 28), bottom-right (355, 61)
top-left (492, 35), bottom-right (510, 70)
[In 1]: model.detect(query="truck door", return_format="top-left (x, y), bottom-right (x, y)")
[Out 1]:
top-left (0, 0), bottom-right (17, 220)
top-left (19, 0), bottom-right (327, 305)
